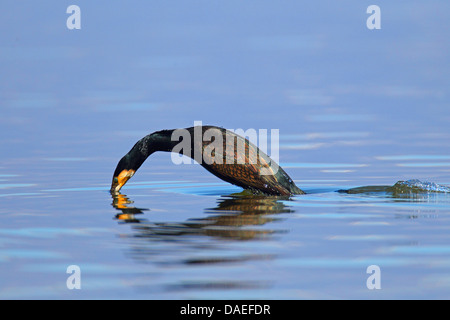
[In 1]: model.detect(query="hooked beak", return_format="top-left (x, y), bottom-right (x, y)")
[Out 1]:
top-left (110, 169), bottom-right (135, 193)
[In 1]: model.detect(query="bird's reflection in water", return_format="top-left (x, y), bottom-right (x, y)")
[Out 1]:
top-left (110, 191), bottom-right (294, 292)
top-left (112, 193), bottom-right (148, 223)
top-left (111, 191), bottom-right (293, 241)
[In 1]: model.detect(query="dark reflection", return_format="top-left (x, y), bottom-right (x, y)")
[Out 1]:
top-left (111, 190), bottom-right (293, 241)
top-left (110, 190), bottom-right (293, 292)
top-left (163, 280), bottom-right (270, 292)
top-left (111, 193), bottom-right (148, 223)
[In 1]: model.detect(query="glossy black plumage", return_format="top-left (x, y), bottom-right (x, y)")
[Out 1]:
top-left (111, 126), bottom-right (305, 196)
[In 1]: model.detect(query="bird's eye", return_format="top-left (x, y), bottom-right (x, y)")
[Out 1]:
top-left (114, 177), bottom-right (118, 183)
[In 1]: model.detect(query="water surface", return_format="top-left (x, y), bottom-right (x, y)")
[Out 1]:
top-left (1, 1), bottom-right (449, 299)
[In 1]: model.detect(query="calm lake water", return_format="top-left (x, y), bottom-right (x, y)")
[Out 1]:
top-left (1, 1), bottom-right (449, 299)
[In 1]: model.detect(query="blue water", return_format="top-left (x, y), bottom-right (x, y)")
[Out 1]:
top-left (1, 1), bottom-right (450, 299)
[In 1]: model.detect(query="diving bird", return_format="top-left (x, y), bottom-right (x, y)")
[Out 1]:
top-left (110, 125), bottom-right (305, 196)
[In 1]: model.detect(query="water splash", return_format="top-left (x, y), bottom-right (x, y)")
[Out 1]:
top-left (392, 179), bottom-right (450, 193)
top-left (340, 179), bottom-right (450, 195)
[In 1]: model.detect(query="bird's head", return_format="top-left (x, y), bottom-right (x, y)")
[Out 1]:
top-left (110, 155), bottom-right (136, 193)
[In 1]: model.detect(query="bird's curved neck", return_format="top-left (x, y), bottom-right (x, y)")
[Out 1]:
top-left (119, 129), bottom-right (178, 175)
top-left (133, 129), bottom-right (179, 159)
